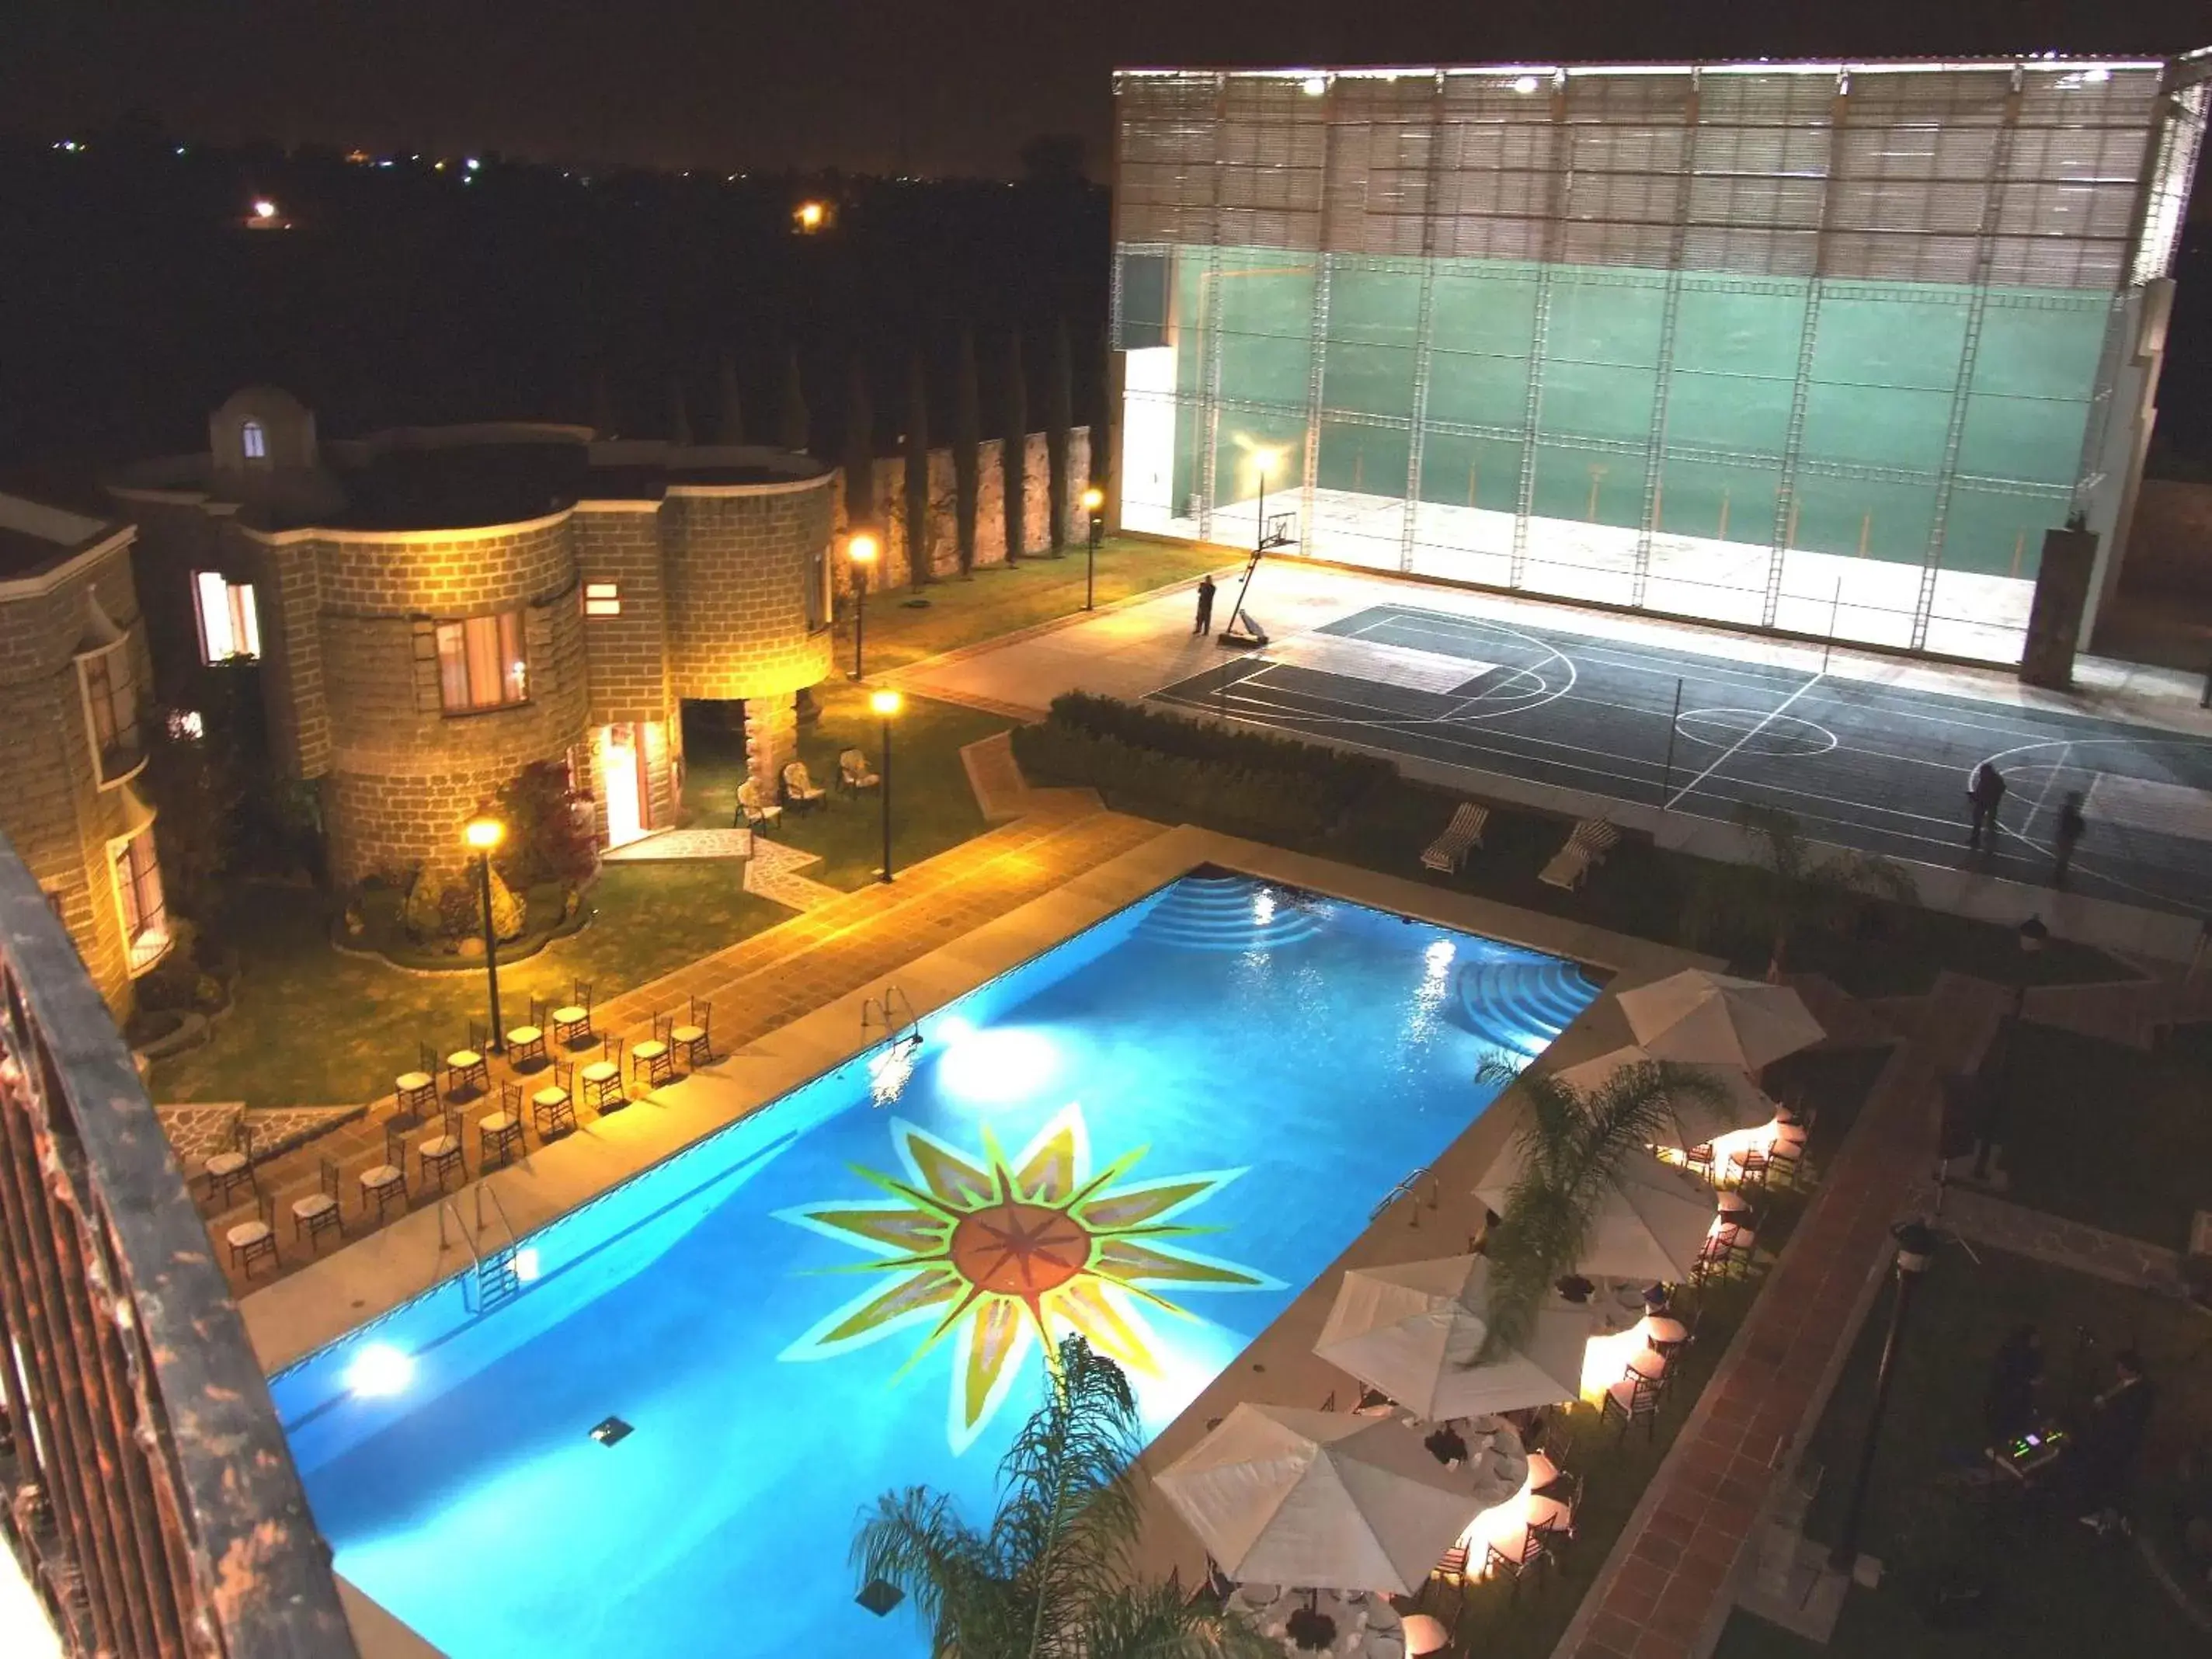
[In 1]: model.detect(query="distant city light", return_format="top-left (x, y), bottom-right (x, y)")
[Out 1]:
top-left (465, 157), bottom-right (482, 172)
top-left (795, 199), bottom-right (827, 231)
top-left (173, 145), bottom-right (188, 157)
top-left (377, 158), bottom-right (395, 169)
top-left (252, 199), bottom-right (278, 221)
top-left (433, 159), bottom-right (447, 172)
top-left (54, 140), bottom-right (81, 153)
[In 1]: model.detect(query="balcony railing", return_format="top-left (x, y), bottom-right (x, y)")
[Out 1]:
top-left (0, 843), bottom-right (354, 1657)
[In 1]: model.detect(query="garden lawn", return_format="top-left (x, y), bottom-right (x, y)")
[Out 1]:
top-left (1714, 1246), bottom-right (2212, 1659)
top-left (1978, 1021), bottom-right (2212, 1250)
top-left (1424, 1045), bottom-right (1892, 1659)
top-left (683, 688), bottom-right (1012, 890)
top-left (838, 537), bottom-right (1228, 676)
top-left (149, 866), bottom-right (784, 1109)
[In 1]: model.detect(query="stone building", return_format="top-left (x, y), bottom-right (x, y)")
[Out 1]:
top-left (110, 390), bottom-right (836, 888)
top-left (0, 492), bottom-right (165, 1016)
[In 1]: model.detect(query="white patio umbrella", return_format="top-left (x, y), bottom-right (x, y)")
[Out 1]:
top-left (1616, 970), bottom-right (1824, 1072)
top-left (1313, 1255), bottom-right (1590, 1421)
top-left (1474, 1142), bottom-right (1720, 1282)
top-left (1155, 1403), bottom-right (1483, 1595)
top-left (1552, 1043), bottom-right (1775, 1146)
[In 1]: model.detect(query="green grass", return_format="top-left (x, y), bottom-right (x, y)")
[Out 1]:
top-left (150, 866), bottom-right (786, 1108)
top-left (681, 687), bottom-right (1013, 890)
top-left (1979, 1021), bottom-right (2212, 1250)
top-left (840, 537), bottom-right (1228, 676)
top-left (1715, 1246), bottom-right (2212, 1659)
top-left (1423, 1045), bottom-right (1892, 1659)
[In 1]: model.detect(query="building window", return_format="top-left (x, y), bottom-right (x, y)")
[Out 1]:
top-left (241, 419), bottom-right (267, 461)
top-left (78, 644), bottom-right (141, 784)
top-left (193, 570), bottom-right (262, 662)
top-left (435, 612), bottom-right (528, 712)
top-left (583, 581), bottom-right (622, 617)
top-left (807, 545), bottom-right (829, 632)
top-left (112, 828), bottom-right (169, 972)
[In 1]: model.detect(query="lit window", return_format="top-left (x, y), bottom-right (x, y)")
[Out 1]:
top-left (583, 582), bottom-right (621, 617)
top-left (167, 709), bottom-right (204, 741)
top-left (78, 644), bottom-right (141, 784)
top-left (113, 827), bottom-right (169, 972)
top-left (193, 571), bottom-right (261, 662)
top-left (435, 612), bottom-right (528, 712)
top-left (806, 546), bottom-right (829, 632)
top-left (241, 419), bottom-right (267, 461)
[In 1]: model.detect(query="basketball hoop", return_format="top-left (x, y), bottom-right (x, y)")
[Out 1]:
top-left (1260, 511), bottom-right (1297, 551)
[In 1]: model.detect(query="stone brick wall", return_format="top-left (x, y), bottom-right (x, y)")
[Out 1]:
top-left (831, 427), bottom-right (1093, 594)
top-left (663, 478), bottom-right (837, 701)
top-left (575, 506), bottom-right (675, 725)
top-left (0, 541), bottom-right (157, 1017)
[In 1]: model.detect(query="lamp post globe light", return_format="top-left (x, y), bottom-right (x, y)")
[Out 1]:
top-left (847, 530), bottom-right (880, 680)
top-left (464, 813), bottom-right (507, 1051)
top-left (1828, 1219), bottom-right (1938, 1574)
top-left (871, 689), bottom-right (901, 883)
top-left (1080, 485), bottom-right (1106, 611)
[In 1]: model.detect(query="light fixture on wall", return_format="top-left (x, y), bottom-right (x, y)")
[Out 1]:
top-left (1300, 75), bottom-right (1328, 97)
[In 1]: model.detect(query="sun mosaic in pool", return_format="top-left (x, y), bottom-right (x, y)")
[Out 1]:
top-left (777, 1104), bottom-right (1278, 1450)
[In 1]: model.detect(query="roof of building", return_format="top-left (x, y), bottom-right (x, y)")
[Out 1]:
top-left (0, 492), bottom-right (124, 583)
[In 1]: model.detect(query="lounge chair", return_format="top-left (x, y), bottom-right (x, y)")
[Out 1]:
top-left (839, 748), bottom-right (881, 792)
top-left (1570, 816), bottom-right (1621, 859)
top-left (1539, 816), bottom-right (1619, 892)
top-left (782, 761), bottom-right (828, 811)
top-left (1420, 802), bottom-right (1489, 875)
top-left (736, 775), bottom-right (784, 832)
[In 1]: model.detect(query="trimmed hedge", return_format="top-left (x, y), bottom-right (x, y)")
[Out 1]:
top-left (1036, 692), bottom-right (1393, 819)
top-left (1012, 722), bottom-right (1336, 840)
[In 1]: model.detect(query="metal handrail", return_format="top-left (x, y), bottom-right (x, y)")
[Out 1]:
top-left (1370, 1166), bottom-right (1442, 1223)
top-left (0, 845), bottom-right (354, 1654)
top-left (473, 1177), bottom-right (518, 1250)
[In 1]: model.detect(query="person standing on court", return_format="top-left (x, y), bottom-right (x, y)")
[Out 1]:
top-left (2052, 790), bottom-right (2088, 887)
top-left (1194, 572), bottom-right (1216, 636)
top-left (1967, 759), bottom-right (2007, 852)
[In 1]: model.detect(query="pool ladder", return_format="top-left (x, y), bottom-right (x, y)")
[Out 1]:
top-left (441, 1181), bottom-right (523, 1315)
top-left (1372, 1167), bottom-right (1441, 1226)
top-left (861, 984), bottom-right (919, 1046)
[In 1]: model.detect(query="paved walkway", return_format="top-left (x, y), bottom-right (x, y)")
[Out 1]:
top-left (1926, 1185), bottom-right (2187, 1294)
top-left (739, 835), bottom-right (843, 910)
top-left (201, 792), bottom-right (1160, 1292)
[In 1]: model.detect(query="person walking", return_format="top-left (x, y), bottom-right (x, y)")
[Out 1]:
top-left (1967, 760), bottom-right (2007, 852)
top-left (2052, 790), bottom-right (2087, 888)
top-left (1193, 572), bottom-right (1216, 636)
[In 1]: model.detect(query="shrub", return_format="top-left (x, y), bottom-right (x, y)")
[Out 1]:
top-left (436, 882), bottom-right (477, 941)
top-left (1011, 722), bottom-right (1334, 841)
top-left (494, 761), bottom-right (600, 891)
top-left (402, 867), bottom-right (445, 941)
top-left (1038, 693), bottom-right (1393, 818)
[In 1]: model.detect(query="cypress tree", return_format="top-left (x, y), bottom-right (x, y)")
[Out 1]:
top-left (1045, 318), bottom-right (1073, 553)
top-left (667, 374), bottom-right (694, 447)
top-left (1093, 322), bottom-right (1114, 498)
top-left (778, 349), bottom-right (810, 453)
top-left (1000, 330), bottom-right (1028, 564)
top-left (844, 354), bottom-right (875, 530)
top-left (904, 350), bottom-right (932, 588)
top-left (951, 325), bottom-right (980, 576)
top-left (717, 355), bottom-right (746, 444)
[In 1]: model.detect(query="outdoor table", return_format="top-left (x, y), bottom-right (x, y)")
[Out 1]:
top-left (1229, 1585), bottom-right (1407, 1657)
top-left (1420, 1413), bottom-right (1528, 1511)
top-left (1643, 1316), bottom-right (1689, 1346)
top-left (1716, 1190), bottom-right (1751, 1216)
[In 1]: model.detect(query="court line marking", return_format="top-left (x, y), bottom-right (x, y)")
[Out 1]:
top-left (1664, 671), bottom-right (1825, 811)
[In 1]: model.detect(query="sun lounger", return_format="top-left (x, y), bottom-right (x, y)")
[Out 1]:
top-left (1538, 843), bottom-right (1593, 892)
top-left (1421, 802), bottom-right (1490, 875)
top-left (1569, 816), bottom-right (1620, 858)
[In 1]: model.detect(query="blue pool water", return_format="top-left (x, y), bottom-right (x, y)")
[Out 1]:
top-left (273, 872), bottom-right (1598, 1657)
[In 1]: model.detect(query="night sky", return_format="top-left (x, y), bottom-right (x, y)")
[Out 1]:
top-left (5, 1), bottom-right (2207, 178)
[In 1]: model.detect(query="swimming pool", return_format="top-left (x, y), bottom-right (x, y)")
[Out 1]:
top-left (273, 871), bottom-right (1598, 1657)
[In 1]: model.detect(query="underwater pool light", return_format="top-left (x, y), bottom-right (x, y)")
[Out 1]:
top-left (345, 1343), bottom-right (415, 1399)
top-left (936, 1025), bottom-right (1063, 1107)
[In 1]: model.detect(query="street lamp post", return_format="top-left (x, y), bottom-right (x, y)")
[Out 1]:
top-left (1081, 485), bottom-right (1105, 610)
top-left (871, 689), bottom-right (901, 882)
top-left (1973, 913), bottom-right (2047, 1181)
top-left (847, 530), bottom-right (879, 681)
top-left (464, 814), bottom-right (506, 1052)
top-left (1828, 1219), bottom-right (1938, 1574)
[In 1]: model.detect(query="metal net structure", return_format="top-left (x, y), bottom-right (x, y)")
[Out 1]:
top-left (1111, 54), bottom-right (2210, 663)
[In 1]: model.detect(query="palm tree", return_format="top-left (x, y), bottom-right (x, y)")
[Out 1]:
top-left (854, 1336), bottom-right (1271, 1659)
top-left (1682, 803), bottom-right (1918, 980)
top-left (1473, 1053), bottom-right (1730, 1362)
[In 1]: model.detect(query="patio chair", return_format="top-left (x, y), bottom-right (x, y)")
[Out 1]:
top-left (840, 748), bottom-right (881, 792)
top-left (531, 1061), bottom-right (577, 1139)
top-left (551, 981), bottom-right (594, 1048)
top-left (1698, 1219), bottom-right (1758, 1284)
top-left (226, 1192), bottom-right (279, 1280)
top-left (781, 760), bottom-right (827, 812)
top-left (444, 1022), bottom-right (491, 1101)
top-left (506, 996), bottom-right (549, 1070)
top-left (1420, 802), bottom-right (1488, 875)
top-left (360, 1122), bottom-right (409, 1223)
top-left (394, 1043), bottom-right (439, 1120)
top-left (1602, 1369), bottom-right (1664, 1442)
top-left (290, 1158), bottom-right (343, 1251)
top-left (203, 1118), bottom-right (256, 1209)
top-left (736, 776), bottom-right (784, 834)
top-left (1682, 1142), bottom-right (1716, 1183)
top-left (581, 1035), bottom-right (625, 1114)
top-left (479, 1083), bottom-right (527, 1171)
top-left (631, 1011), bottom-right (676, 1091)
top-left (1734, 1146), bottom-right (1775, 1189)
top-left (670, 996), bottom-right (712, 1070)
top-left (1484, 1515), bottom-right (1558, 1595)
top-left (417, 1109), bottom-right (465, 1191)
